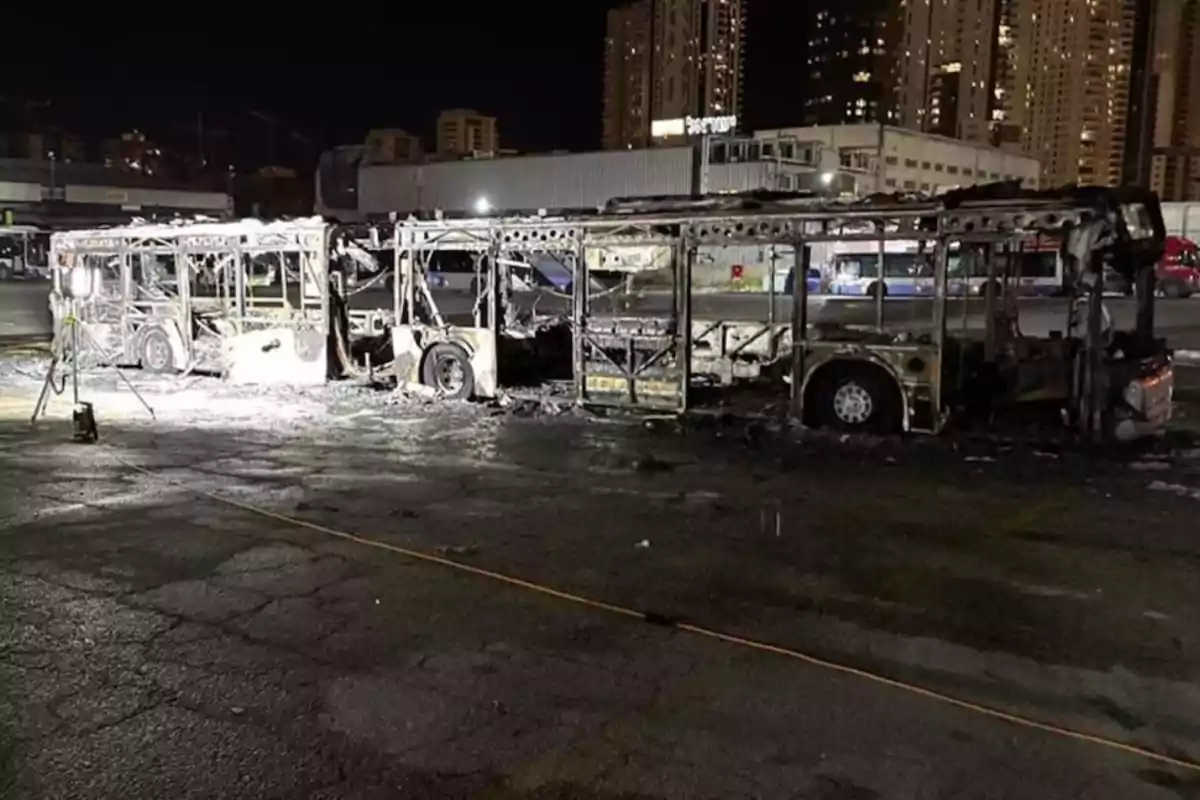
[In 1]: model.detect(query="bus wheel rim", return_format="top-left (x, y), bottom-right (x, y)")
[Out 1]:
top-left (833, 382), bottom-right (872, 424)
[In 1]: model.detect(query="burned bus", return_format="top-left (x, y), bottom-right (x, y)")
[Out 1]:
top-left (51, 185), bottom-right (1176, 442)
top-left (48, 218), bottom-right (385, 384)
top-left (383, 185), bottom-right (1173, 441)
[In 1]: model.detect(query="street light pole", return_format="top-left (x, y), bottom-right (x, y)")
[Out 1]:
top-left (690, 134), bottom-right (711, 196)
top-left (876, 119), bottom-right (886, 193)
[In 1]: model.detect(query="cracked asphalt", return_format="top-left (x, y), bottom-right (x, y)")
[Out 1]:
top-left (2, 363), bottom-right (1200, 798)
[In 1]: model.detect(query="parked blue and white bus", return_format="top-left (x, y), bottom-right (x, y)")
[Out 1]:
top-left (828, 239), bottom-right (1063, 298)
top-left (827, 241), bottom-right (935, 298)
top-left (950, 237), bottom-right (1063, 297)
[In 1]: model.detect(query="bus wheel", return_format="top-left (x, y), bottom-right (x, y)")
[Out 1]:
top-left (0, 264), bottom-right (9, 280)
top-left (866, 281), bottom-right (886, 298)
top-left (1161, 278), bottom-right (1188, 299)
top-left (139, 329), bottom-right (175, 373)
top-left (809, 364), bottom-right (901, 434)
top-left (421, 342), bottom-right (475, 400)
top-left (978, 280), bottom-right (1003, 297)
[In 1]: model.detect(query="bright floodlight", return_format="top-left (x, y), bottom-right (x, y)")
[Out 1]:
top-left (820, 171), bottom-right (836, 186)
top-left (474, 196), bottom-right (492, 214)
top-left (66, 267), bottom-right (98, 299)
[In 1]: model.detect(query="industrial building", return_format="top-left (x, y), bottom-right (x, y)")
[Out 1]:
top-left (0, 158), bottom-right (231, 227)
top-left (315, 124), bottom-right (1040, 223)
top-left (1163, 202), bottom-right (1200, 239)
top-left (436, 109), bottom-right (499, 159)
top-left (318, 135), bottom-right (822, 222)
top-left (757, 125), bottom-right (1041, 195)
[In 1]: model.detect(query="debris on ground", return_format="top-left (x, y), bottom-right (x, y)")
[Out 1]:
top-left (494, 394), bottom-right (571, 418)
top-left (492, 382), bottom-right (581, 419)
top-left (394, 380), bottom-right (439, 399)
top-left (435, 544), bottom-right (480, 558)
top-left (633, 454), bottom-right (675, 473)
top-left (1147, 480), bottom-right (1200, 501)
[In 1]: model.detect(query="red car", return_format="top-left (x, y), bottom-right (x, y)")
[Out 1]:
top-left (1156, 236), bottom-right (1200, 298)
top-left (1104, 236), bottom-right (1198, 297)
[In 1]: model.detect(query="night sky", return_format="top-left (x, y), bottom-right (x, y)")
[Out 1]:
top-left (6, 3), bottom-right (805, 169)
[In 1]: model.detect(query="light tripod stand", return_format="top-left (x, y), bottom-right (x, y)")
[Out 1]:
top-left (31, 282), bottom-right (155, 442)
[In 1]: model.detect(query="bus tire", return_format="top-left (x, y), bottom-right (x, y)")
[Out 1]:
top-left (421, 342), bottom-right (475, 400)
top-left (866, 281), bottom-right (886, 298)
top-left (0, 264), bottom-right (9, 281)
top-left (978, 280), bottom-right (1002, 297)
top-left (139, 328), bottom-right (176, 373)
top-left (808, 363), bottom-right (901, 434)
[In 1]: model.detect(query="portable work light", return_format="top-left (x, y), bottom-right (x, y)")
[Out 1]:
top-left (65, 266), bottom-right (100, 299)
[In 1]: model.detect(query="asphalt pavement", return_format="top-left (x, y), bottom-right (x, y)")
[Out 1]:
top-left (2, 368), bottom-right (1200, 798)
top-left (0, 282), bottom-right (50, 342)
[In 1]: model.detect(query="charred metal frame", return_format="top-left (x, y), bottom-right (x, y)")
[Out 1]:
top-left (50, 219), bottom-right (334, 383)
top-left (47, 190), bottom-right (1168, 441)
top-left (390, 187), bottom-right (1172, 439)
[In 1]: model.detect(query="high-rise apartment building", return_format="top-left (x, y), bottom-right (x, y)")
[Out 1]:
top-left (1006, 0), bottom-right (1138, 186)
top-left (803, 0), bottom-right (899, 126)
top-left (1146, 0), bottom-right (1200, 200)
top-left (896, 0), bottom-right (1007, 144)
top-left (364, 129), bottom-right (423, 165)
top-left (892, 0), bottom-right (1166, 189)
top-left (602, 1), bottom-right (654, 150)
top-left (1121, 0), bottom-right (1158, 185)
top-left (436, 109), bottom-right (498, 158)
top-left (601, 0), bottom-right (746, 150)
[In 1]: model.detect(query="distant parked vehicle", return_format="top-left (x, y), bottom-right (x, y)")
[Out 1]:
top-left (1102, 236), bottom-right (1198, 298)
top-left (0, 226), bottom-right (50, 280)
top-left (780, 267), bottom-right (823, 296)
top-left (1156, 236), bottom-right (1199, 298)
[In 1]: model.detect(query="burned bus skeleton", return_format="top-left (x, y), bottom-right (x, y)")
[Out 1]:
top-left (385, 185), bottom-right (1173, 440)
top-left (50, 185), bottom-right (1175, 441)
top-left (48, 218), bottom-right (385, 384)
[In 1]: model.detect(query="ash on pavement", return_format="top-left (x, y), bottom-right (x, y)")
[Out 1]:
top-left (2, 360), bottom-right (1200, 798)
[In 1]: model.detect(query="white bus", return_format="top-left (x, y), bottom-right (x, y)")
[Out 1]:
top-left (826, 240), bottom-right (936, 298)
top-left (0, 226), bottom-right (50, 280)
top-left (952, 237), bottom-right (1062, 297)
top-left (827, 238), bottom-right (1063, 298)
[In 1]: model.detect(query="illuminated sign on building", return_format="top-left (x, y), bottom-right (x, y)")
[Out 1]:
top-left (651, 115), bottom-right (738, 138)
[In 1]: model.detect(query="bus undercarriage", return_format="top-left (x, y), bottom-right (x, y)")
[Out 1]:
top-left (50, 186), bottom-right (1175, 442)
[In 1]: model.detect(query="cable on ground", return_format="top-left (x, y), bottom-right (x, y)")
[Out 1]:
top-left (111, 450), bottom-right (1200, 776)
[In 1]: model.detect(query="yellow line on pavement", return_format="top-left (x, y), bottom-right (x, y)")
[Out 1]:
top-left (99, 448), bottom-right (1197, 776)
